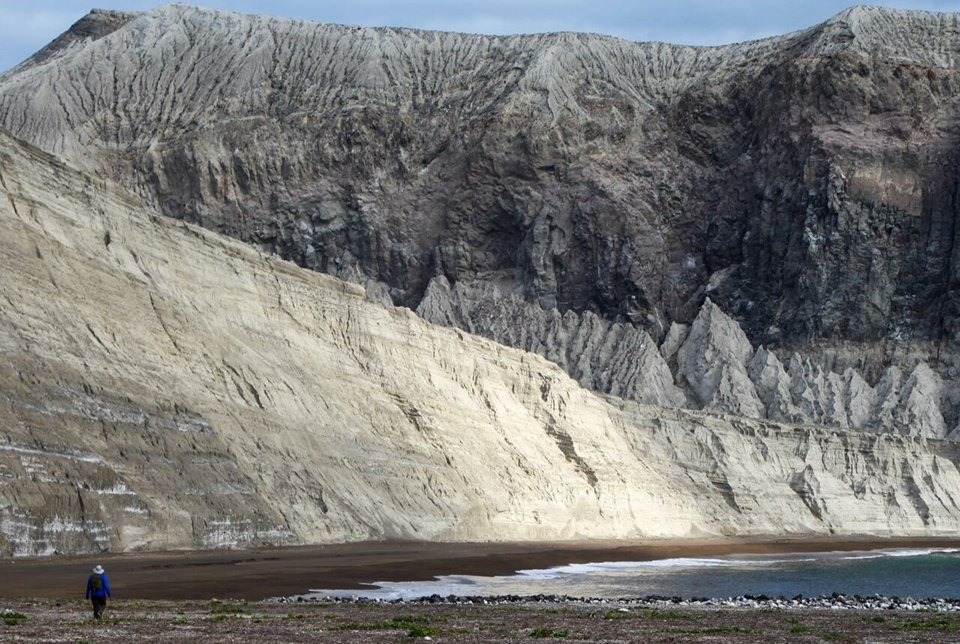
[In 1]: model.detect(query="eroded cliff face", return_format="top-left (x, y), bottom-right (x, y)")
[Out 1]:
top-left (2, 132), bottom-right (960, 556)
top-left (1, 6), bottom-right (959, 347)
top-left (417, 279), bottom-right (960, 438)
top-left (0, 4), bottom-right (957, 429)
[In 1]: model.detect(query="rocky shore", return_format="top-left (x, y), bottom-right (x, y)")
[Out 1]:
top-left (5, 540), bottom-right (960, 640)
top-left (4, 596), bottom-right (960, 643)
top-left (281, 592), bottom-right (960, 613)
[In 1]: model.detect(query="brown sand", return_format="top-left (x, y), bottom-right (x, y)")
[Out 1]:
top-left (3, 536), bottom-right (959, 600)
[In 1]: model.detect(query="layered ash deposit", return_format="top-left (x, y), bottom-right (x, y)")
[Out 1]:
top-left (1, 4), bottom-right (960, 555)
top-left (2, 131), bottom-right (960, 556)
top-left (0, 4), bottom-right (957, 435)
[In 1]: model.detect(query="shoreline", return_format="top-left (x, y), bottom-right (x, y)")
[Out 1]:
top-left (7, 595), bottom-right (960, 642)
top-left (283, 593), bottom-right (960, 611)
top-left (3, 535), bottom-right (959, 601)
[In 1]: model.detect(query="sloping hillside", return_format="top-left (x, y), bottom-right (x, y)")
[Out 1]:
top-left (2, 131), bottom-right (960, 556)
top-left (1, 5), bottom-right (958, 424)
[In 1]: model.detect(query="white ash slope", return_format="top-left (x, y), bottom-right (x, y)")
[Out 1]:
top-left (0, 4), bottom-right (797, 158)
top-left (2, 131), bottom-right (960, 556)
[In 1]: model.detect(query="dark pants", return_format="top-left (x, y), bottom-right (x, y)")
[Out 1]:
top-left (91, 595), bottom-right (106, 619)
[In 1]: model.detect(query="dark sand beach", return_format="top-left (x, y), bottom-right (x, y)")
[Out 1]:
top-left (3, 536), bottom-right (960, 600)
top-left (5, 538), bottom-right (960, 642)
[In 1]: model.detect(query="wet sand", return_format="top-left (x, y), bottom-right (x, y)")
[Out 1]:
top-left (3, 536), bottom-right (959, 601)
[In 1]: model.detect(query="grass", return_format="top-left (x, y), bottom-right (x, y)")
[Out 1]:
top-left (543, 607), bottom-right (590, 618)
top-left (393, 614), bottom-right (440, 637)
top-left (67, 616), bottom-right (125, 626)
top-left (330, 613), bottom-right (439, 635)
top-left (822, 633), bottom-right (856, 643)
top-left (1, 611), bottom-right (26, 626)
top-left (674, 625), bottom-right (755, 635)
top-left (604, 608), bottom-right (696, 621)
top-left (392, 615), bottom-right (430, 627)
top-left (788, 625), bottom-right (811, 633)
top-left (531, 627), bottom-right (569, 638)
top-left (702, 626), bottom-right (754, 635)
top-left (893, 618), bottom-right (959, 633)
top-left (642, 609), bottom-right (696, 620)
top-left (209, 602), bottom-right (248, 615)
top-left (330, 621), bottom-right (386, 632)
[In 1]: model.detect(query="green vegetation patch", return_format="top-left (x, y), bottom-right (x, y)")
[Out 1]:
top-left (68, 616), bottom-right (124, 627)
top-left (788, 625), bottom-right (811, 633)
top-left (393, 614), bottom-right (439, 637)
top-left (604, 608), bottom-right (696, 621)
top-left (530, 627), bottom-right (569, 638)
top-left (209, 602), bottom-right (248, 615)
top-left (674, 625), bottom-right (755, 635)
top-left (894, 618), bottom-right (959, 633)
top-left (642, 608), bottom-right (697, 620)
top-left (1, 611), bottom-right (26, 626)
top-left (331, 614), bottom-right (438, 634)
top-left (392, 614), bottom-right (430, 627)
top-left (544, 607), bottom-right (587, 617)
top-left (330, 621), bottom-right (386, 632)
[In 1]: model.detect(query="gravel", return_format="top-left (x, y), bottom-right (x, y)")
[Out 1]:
top-left (5, 595), bottom-right (960, 642)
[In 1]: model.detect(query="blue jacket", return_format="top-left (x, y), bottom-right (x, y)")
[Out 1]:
top-left (85, 573), bottom-right (111, 599)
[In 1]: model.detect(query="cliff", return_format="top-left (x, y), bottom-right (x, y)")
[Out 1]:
top-left (0, 4), bottom-right (957, 424)
top-left (2, 130), bottom-right (960, 556)
top-left (3, 5), bottom-right (960, 556)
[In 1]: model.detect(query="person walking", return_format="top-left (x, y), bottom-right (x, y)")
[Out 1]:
top-left (85, 565), bottom-right (112, 619)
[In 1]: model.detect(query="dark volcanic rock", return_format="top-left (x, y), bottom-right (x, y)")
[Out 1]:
top-left (1, 4), bottom-right (959, 418)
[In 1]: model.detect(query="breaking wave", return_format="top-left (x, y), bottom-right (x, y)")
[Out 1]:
top-left (306, 547), bottom-right (960, 601)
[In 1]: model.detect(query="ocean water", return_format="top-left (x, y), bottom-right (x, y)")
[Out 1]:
top-left (308, 548), bottom-right (960, 601)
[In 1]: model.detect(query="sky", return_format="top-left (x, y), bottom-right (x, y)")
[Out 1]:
top-left (1, 1), bottom-right (958, 72)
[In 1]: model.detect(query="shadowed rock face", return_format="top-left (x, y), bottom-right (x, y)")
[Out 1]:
top-left (1, 4), bottom-right (958, 438)
top-left (3, 130), bottom-right (960, 556)
top-left (416, 280), bottom-right (959, 438)
top-left (1, 5), bottom-right (958, 369)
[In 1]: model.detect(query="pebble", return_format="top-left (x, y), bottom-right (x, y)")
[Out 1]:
top-left (272, 593), bottom-right (960, 612)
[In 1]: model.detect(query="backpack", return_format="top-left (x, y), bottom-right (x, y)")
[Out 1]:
top-left (90, 574), bottom-right (103, 591)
